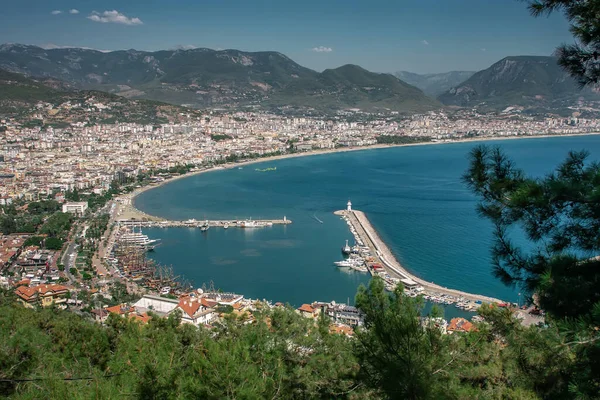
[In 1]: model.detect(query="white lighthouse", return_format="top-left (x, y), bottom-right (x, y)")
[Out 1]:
top-left (347, 200), bottom-right (352, 211)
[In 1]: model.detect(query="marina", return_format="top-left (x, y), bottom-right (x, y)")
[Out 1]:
top-left (334, 201), bottom-right (505, 309)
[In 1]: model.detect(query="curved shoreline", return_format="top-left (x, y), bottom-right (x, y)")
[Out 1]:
top-left (129, 132), bottom-right (600, 217)
top-left (121, 132), bottom-right (599, 302)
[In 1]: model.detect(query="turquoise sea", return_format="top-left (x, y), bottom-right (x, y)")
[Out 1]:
top-left (135, 135), bottom-right (600, 316)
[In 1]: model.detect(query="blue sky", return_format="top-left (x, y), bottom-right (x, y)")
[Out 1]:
top-left (0, 0), bottom-right (573, 74)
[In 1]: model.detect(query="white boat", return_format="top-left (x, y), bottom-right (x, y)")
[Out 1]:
top-left (223, 223), bottom-right (229, 229)
top-left (117, 227), bottom-right (160, 251)
top-left (239, 220), bottom-right (259, 228)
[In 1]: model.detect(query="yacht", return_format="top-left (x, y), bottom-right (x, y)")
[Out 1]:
top-left (334, 260), bottom-right (355, 267)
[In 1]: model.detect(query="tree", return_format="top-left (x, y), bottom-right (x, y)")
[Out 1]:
top-left (40, 212), bottom-right (72, 238)
top-left (44, 237), bottom-right (63, 250)
top-left (465, 145), bottom-right (600, 397)
top-left (354, 278), bottom-right (451, 399)
top-left (0, 215), bottom-right (16, 235)
top-left (525, 0), bottom-right (600, 87)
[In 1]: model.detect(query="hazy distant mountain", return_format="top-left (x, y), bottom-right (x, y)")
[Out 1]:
top-left (0, 44), bottom-right (440, 113)
top-left (394, 71), bottom-right (475, 97)
top-left (437, 56), bottom-right (597, 109)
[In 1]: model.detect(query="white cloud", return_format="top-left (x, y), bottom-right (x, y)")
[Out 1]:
top-left (51, 10), bottom-right (62, 15)
top-left (421, 40), bottom-right (429, 46)
top-left (311, 46), bottom-right (333, 53)
top-left (69, 9), bottom-right (80, 15)
top-left (481, 48), bottom-right (487, 52)
top-left (88, 10), bottom-right (143, 25)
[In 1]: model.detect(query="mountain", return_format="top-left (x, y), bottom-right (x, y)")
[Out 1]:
top-left (0, 68), bottom-right (63, 103)
top-left (394, 71), bottom-right (475, 97)
top-left (437, 56), bottom-right (597, 109)
top-left (0, 68), bottom-right (198, 124)
top-left (0, 44), bottom-right (440, 113)
top-left (274, 64), bottom-right (440, 112)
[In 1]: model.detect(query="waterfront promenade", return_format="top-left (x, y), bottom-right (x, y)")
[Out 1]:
top-left (335, 209), bottom-right (504, 304)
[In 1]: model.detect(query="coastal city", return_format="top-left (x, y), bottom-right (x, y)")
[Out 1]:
top-left (4, 0), bottom-right (600, 395)
top-left (2, 102), bottom-right (600, 201)
top-left (0, 103), bottom-right (563, 335)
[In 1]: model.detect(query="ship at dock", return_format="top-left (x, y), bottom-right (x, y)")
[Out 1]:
top-left (116, 226), bottom-right (160, 251)
top-left (200, 220), bottom-right (210, 232)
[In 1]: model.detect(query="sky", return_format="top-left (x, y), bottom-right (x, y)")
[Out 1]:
top-left (0, 0), bottom-right (574, 74)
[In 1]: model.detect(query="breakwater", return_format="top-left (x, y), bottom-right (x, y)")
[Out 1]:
top-left (335, 209), bottom-right (505, 305)
top-left (117, 218), bottom-right (292, 228)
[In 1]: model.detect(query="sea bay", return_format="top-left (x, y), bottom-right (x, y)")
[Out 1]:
top-left (135, 135), bottom-right (600, 314)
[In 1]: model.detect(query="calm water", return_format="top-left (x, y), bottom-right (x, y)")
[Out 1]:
top-left (135, 135), bottom-right (600, 314)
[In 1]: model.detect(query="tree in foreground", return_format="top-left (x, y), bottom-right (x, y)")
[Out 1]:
top-left (354, 278), bottom-right (449, 399)
top-left (464, 145), bottom-right (600, 397)
top-left (525, 0), bottom-right (600, 87)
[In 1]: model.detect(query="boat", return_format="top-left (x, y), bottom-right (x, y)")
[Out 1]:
top-left (341, 240), bottom-right (352, 255)
top-left (223, 222), bottom-right (229, 229)
top-left (117, 226), bottom-right (160, 251)
top-left (200, 220), bottom-right (210, 232)
top-left (350, 265), bottom-right (369, 273)
top-left (334, 260), bottom-right (355, 267)
top-left (239, 219), bottom-right (259, 228)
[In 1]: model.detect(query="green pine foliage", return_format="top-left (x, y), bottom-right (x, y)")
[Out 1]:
top-left (465, 145), bottom-right (600, 398)
top-left (0, 294), bottom-right (365, 399)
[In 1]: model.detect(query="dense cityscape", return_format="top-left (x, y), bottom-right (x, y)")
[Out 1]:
top-left (1, 0), bottom-right (600, 396)
top-left (2, 97), bottom-right (600, 201)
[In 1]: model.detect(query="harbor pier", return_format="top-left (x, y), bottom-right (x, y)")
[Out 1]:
top-left (117, 217), bottom-right (292, 229)
top-left (334, 209), bottom-right (504, 305)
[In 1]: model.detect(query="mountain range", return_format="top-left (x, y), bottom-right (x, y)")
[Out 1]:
top-left (0, 44), bottom-right (596, 115)
top-left (394, 71), bottom-right (475, 97)
top-left (437, 56), bottom-right (597, 109)
top-left (0, 44), bottom-right (439, 113)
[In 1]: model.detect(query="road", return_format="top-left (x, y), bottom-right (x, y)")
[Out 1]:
top-left (60, 240), bottom-right (79, 283)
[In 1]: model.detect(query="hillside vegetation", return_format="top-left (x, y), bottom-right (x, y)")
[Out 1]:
top-left (0, 44), bottom-right (440, 113)
top-left (0, 68), bottom-right (200, 124)
top-left (0, 277), bottom-right (591, 399)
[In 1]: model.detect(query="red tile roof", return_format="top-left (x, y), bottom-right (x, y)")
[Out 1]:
top-left (448, 317), bottom-right (475, 333)
top-left (200, 298), bottom-right (218, 308)
top-left (297, 304), bottom-right (315, 314)
top-left (106, 304), bottom-right (133, 315)
top-left (178, 298), bottom-right (202, 318)
top-left (15, 285), bottom-right (37, 301)
top-left (36, 284), bottom-right (69, 296)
